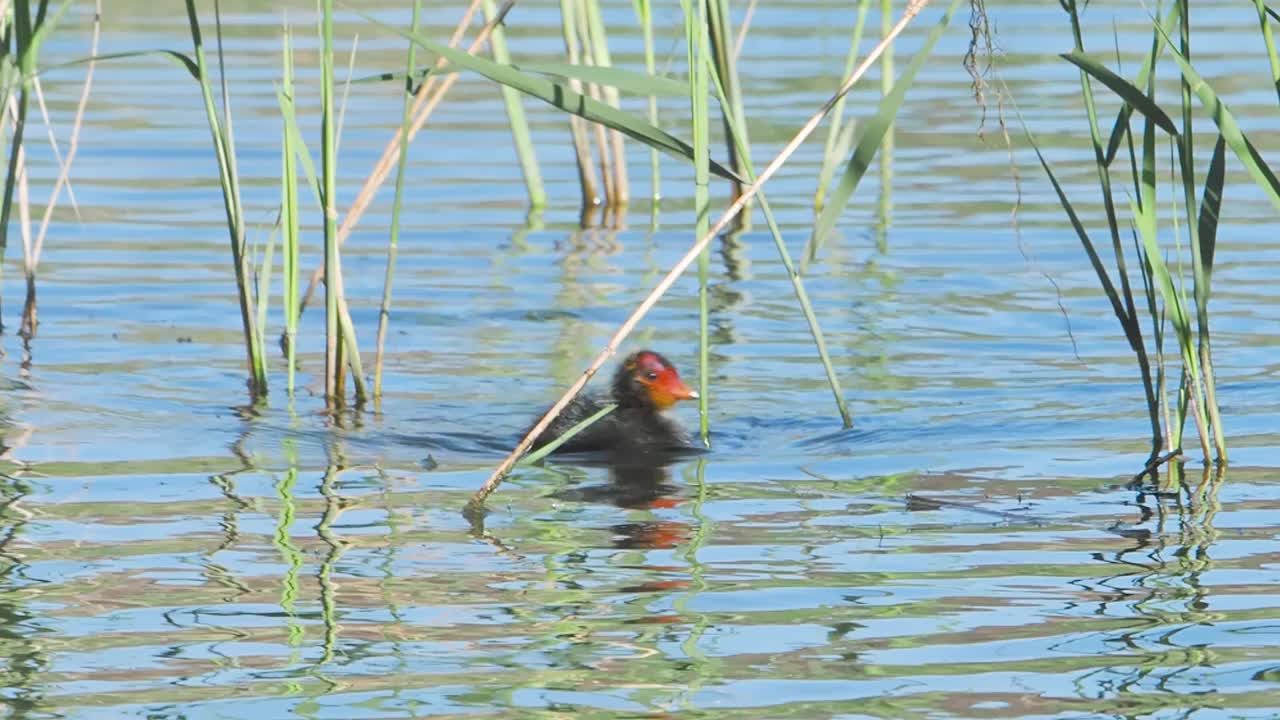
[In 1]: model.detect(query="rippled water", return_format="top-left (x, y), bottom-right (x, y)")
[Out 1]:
top-left (3, 1), bottom-right (1280, 717)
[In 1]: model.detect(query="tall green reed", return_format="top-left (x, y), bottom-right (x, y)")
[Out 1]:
top-left (279, 25), bottom-right (301, 397)
top-left (1256, 0), bottom-right (1280, 104)
top-left (678, 0), bottom-right (712, 446)
top-left (319, 0), bottom-right (367, 406)
top-left (1022, 0), bottom-right (1274, 465)
top-left (706, 0), bottom-right (749, 211)
top-left (706, 40), bottom-right (857, 428)
top-left (184, 0), bottom-right (269, 396)
top-left (374, 0), bottom-right (423, 400)
top-left (483, 0), bottom-right (545, 209)
top-left (2, 0), bottom-right (72, 330)
top-left (814, 0), bottom-right (872, 216)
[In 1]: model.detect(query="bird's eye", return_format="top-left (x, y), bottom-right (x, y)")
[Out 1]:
top-left (645, 371), bottom-right (658, 380)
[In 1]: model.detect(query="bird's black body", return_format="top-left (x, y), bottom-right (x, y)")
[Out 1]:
top-left (528, 351), bottom-right (695, 458)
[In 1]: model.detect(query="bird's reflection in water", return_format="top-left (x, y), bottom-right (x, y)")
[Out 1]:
top-left (552, 459), bottom-right (694, 595)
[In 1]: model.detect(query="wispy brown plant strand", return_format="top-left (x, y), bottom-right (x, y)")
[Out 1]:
top-left (470, 0), bottom-right (933, 508)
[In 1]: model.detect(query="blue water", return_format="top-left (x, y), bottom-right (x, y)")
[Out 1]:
top-left (1, 1), bottom-right (1278, 717)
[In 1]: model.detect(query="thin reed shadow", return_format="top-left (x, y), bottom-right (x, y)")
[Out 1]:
top-left (0, 473), bottom-right (46, 720)
top-left (315, 438), bottom-right (352, 665)
top-left (202, 427), bottom-right (257, 602)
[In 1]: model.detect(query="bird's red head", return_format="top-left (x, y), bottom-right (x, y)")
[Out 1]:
top-left (616, 350), bottom-right (698, 410)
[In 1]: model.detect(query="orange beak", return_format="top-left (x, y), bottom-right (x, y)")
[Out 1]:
top-left (643, 369), bottom-right (698, 410)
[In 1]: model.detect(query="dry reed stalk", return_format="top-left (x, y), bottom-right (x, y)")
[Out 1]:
top-left (23, 0), bottom-right (100, 338)
top-left (30, 78), bottom-right (79, 217)
top-left (297, 0), bottom-right (512, 317)
top-left (470, 0), bottom-right (933, 508)
top-left (559, 0), bottom-right (600, 208)
top-left (734, 0), bottom-right (758, 60)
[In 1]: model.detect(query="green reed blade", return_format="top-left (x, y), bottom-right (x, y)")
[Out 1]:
top-left (518, 403), bottom-right (617, 466)
top-left (184, 0), bottom-right (267, 396)
top-left (255, 218), bottom-right (279, 356)
top-left (321, 0), bottom-right (340, 401)
top-left (1253, 0), bottom-right (1280, 104)
top-left (878, 0), bottom-right (895, 229)
top-left (1127, 56), bottom-right (1208, 459)
top-left (19, 0), bottom-right (73, 78)
top-left (815, 0), bottom-right (872, 214)
top-left (1197, 133), bottom-right (1227, 461)
top-left (315, 3), bottom-right (368, 406)
top-left (1175, 1), bottom-right (1222, 461)
top-left (1102, 3), bottom-right (1178, 166)
top-left (514, 62), bottom-right (689, 97)
top-left (678, 0), bottom-right (712, 446)
top-left (354, 8), bottom-right (742, 183)
top-left (1061, 51), bottom-right (1177, 135)
top-left (482, 0), bottom-right (545, 208)
top-left (1132, 233), bottom-right (1168, 452)
top-left (812, 0), bottom-right (960, 251)
top-left (281, 24), bottom-right (300, 396)
top-left (1198, 135), bottom-right (1225, 279)
top-left (375, 0), bottom-right (423, 399)
top-left (1020, 119), bottom-right (1133, 348)
top-left (1064, 0), bottom-right (1162, 456)
top-left (0, 0), bottom-right (38, 294)
top-left (1148, 13), bottom-right (1280, 212)
top-left (707, 52), bottom-right (852, 428)
top-left (1129, 190), bottom-right (1209, 460)
top-left (279, 101), bottom-right (323, 210)
top-left (708, 0), bottom-right (750, 206)
top-left (43, 49), bottom-right (200, 78)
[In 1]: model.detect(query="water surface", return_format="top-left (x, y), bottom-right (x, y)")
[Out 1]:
top-left (3, 1), bottom-right (1280, 717)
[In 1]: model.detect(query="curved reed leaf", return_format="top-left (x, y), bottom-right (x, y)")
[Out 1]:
top-left (1101, 4), bottom-right (1178, 166)
top-left (707, 53), bottom-right (852, 428)
top-left (812, 0), bottom-right (960, 249)
top-left (516, 62), bottom-right (689, 97)
top-left (19, 0), bottom-right (74, 75)
top-left (1150, 18), bottom-right (1280, 211)
top-left (44, 50), bottom-right (200, 81)
top-left (1197, 133), bottom-right (1228, 460)
top-left (1020, 118), bottom-right (1132, 332)
top-left (1255, 0), bottom-right (1280, 104)
top-left (1063, 51), bottom-right (1178, 135)
top-left (1198, 134), bottom-right (1226, 276)
top-left (354, 8), bottom-right (742, 182)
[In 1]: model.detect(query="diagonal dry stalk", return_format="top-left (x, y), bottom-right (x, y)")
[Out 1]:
top-left (30, 78), bottom-right (80, 219)
top-left (470, 0), bottom-right (933, 508)
top-left (296, 0), bottom-right (513, 319)
top-left (733, 0), bottom-right (758, 61)
top-left (23, 0), bottom-right (100, 339)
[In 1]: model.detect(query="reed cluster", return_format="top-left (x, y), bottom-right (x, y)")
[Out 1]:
top-left (3, 0), bottom-right (1272, 505)
top-left (1023, 0), bottom-right (1279, 468)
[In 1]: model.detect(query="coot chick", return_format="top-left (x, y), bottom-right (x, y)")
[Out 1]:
top-left (530, 350), bottom-right (698, 457)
